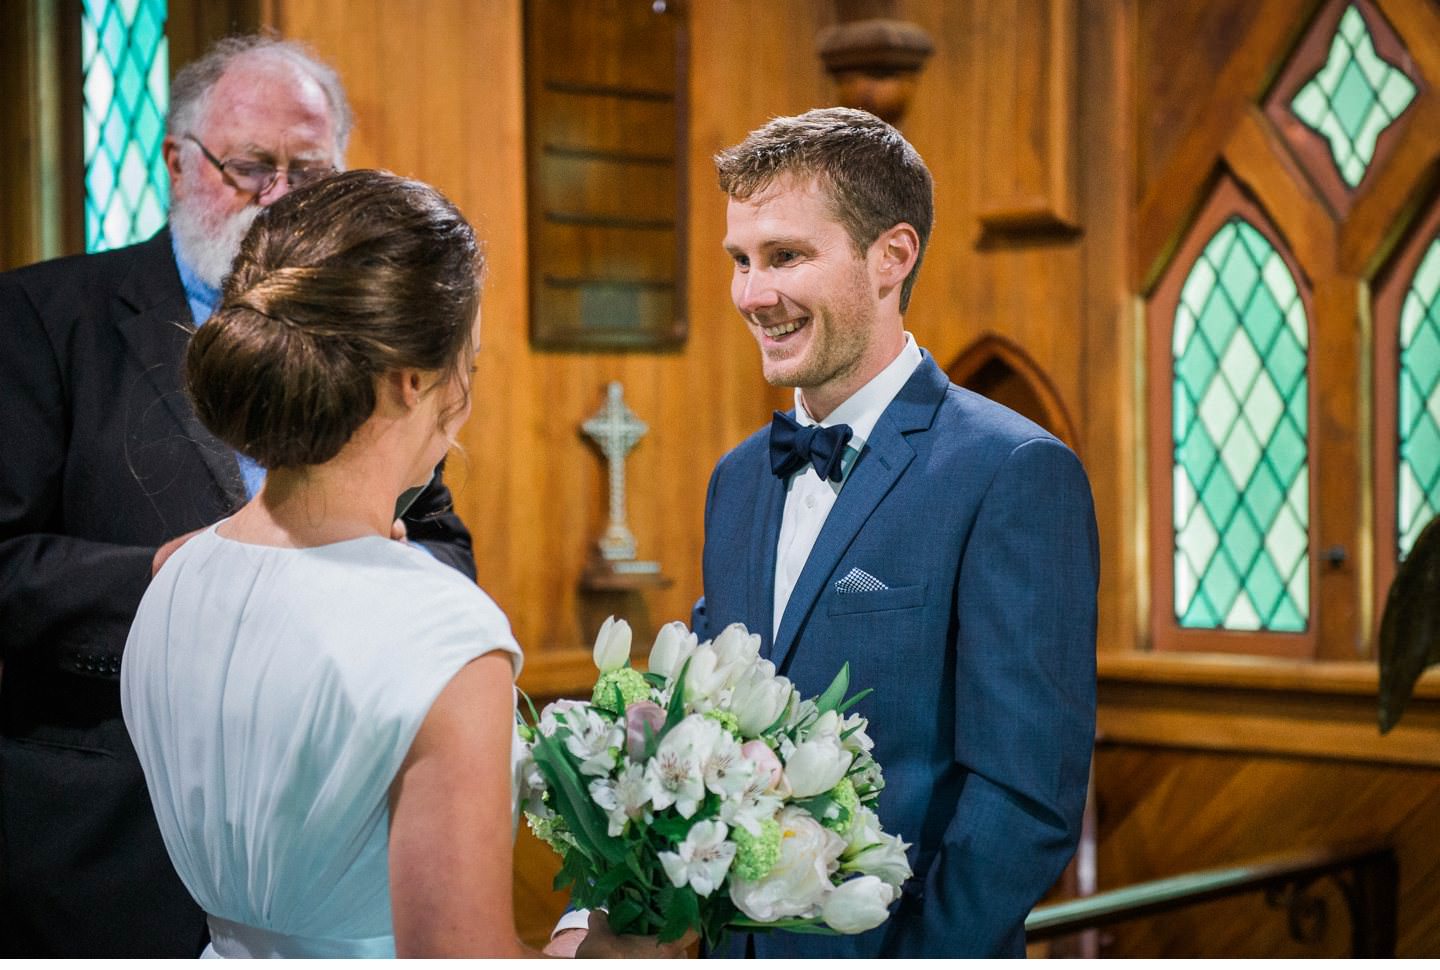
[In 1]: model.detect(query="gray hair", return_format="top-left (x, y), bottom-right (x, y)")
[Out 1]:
top-left (167, 34), bottom-right (353, 160)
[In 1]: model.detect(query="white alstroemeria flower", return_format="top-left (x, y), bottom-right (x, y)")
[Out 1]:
top-left (643, 714), bottom-right (720, 817)
top-left (648, 621), bottom-right (697, 681)
top-left (821, 875), bottom-right (898, 934)
top-left (702, 730), bottom-right (756, 800)
top-left (842, 807), bottom-right (913, 886)
top-left (538, 699), bottom-right (585, 738)
top-left (515, 750), bottom-right (549, 817)
top-left (729, 806), bottom-right (845, 921)
top-left (592, 615), bottom-right (632, 673)
top-left (659, 820), bottom-right (736, 897)
top-left (589, 763), bottom-right (649, 836)
top-left (718, 789), bottom-right (783, 838)
top-left (783, 734), bottom-right (853, 798)
top-left (728, 661), bottom-right (796, 737)
top-left (561, 706), bottom-right (624, 777)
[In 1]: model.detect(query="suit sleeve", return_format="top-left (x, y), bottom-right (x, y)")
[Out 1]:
top-left (897, 436), bottom-right (1098, 956)
top-left (690, 460), bottom-right (724, 639)
top-left (403, 460), bottom-right (476, 580)
top-left (0, 275), bottom-right (156, 674)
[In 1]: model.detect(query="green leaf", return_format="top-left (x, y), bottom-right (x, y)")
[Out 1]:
top-left (530, 731), bottom-right (624, 866)
top-left (658, 885), bottom-right (701, 943)
top-left (607, 895), bottom-right (648, 936)
top-left (663, 658), bottom-right (691, 733)
top-left (650, 809), bottom-right (700, 843)
top-left (642, 671), bottom-right (668, 689)
top-left (815, 662), bottom-right (851, 714)
top-left (836, 687), bottom-right (873, 715)
top-left (727, 916), bottom-right (840, 936)
top-left (593, 860), bottom-right (636, 900)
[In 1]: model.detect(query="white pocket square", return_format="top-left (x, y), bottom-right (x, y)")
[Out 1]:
top-left (835, 567), bottom-right (889, 594)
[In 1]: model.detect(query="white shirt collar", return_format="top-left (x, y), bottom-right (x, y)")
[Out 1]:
top-left (793, 333), bottom-right (923, 447)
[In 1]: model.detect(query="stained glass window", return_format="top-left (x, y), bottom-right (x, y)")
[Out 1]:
top-left (1172, 219), bottom-right (1310, 632)
top-left (1398, 235), bottom-right (1440, 558)
top-left (83, 0), bottom-right (169, 253)
top-left (1289, 4), bottom-right (1416, 188)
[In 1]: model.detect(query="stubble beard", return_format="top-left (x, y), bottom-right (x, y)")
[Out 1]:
top-left (169, 175), bottom-right (262, 291)
top-left (758, 263), bottom-right (876, 400)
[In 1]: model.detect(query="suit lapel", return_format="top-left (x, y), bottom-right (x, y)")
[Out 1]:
top-left (114, 232), bottom-right (245, 505)
top-left (770, 355), bottom-right (949, 673)
top-left (750, 460), bottom-right (786, 657)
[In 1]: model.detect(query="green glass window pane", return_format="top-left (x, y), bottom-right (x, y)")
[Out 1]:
top-left (1290, 5), bottom-right (1417, 188)
top-left (83, 0), bottom-right (169, 253)
top-left (1172, 216), bottom-right (1310, 632)
top-left (1399, 234), bottom-right (1440, 557)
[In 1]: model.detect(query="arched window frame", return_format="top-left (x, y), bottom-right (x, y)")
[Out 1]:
top-left (1147, 173), bottom-right (1319, 658)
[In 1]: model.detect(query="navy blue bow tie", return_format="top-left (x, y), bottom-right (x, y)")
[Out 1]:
top-left (770, 410), bottom-right (854, 482)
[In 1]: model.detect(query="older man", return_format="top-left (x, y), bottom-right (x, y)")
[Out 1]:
top-left (0, 36), bottom-right (473, 956)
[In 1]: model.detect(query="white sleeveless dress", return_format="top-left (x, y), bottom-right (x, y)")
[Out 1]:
top-left (120, 525), bottom-right (522, 958)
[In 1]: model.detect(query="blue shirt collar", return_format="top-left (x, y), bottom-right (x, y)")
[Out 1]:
top-left (170, 235), bottom-right (221, 325)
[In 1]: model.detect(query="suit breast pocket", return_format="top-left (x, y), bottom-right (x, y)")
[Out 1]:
top-left (826, 582), bottom-right (927, 616)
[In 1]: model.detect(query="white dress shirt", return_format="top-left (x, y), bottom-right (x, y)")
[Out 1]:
top-left (772, 334), bottom-right (923, 639)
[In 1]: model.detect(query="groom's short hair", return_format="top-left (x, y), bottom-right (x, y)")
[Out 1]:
top-left (714, 106), bottom-right (933, 311)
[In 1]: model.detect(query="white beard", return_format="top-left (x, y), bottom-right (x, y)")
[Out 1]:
top-left (169, 186), bottom-right (262, 292)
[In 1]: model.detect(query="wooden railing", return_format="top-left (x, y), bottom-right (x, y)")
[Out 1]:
top-left (1025, 842), bottom-right (1398, 957)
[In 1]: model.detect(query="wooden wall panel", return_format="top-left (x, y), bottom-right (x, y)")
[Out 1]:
top-left (271, 0), bottom-right (825, 690)
top-left (1092, 744), bottom-right (1440, 956)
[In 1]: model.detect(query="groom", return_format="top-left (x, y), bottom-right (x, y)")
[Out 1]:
top-left (693, 108), bottom-right (1099, 957)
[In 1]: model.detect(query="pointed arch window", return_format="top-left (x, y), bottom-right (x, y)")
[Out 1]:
top-left (1149, 176), bottom-right (1316, 657)
top-left (82, 0), bottom-right (170, 253)
top-left (1375, 199), bottom-right (1440, 608)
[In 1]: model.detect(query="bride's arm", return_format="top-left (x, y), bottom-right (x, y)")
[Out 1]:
top-left (388, 652), bottom-right (536, 958)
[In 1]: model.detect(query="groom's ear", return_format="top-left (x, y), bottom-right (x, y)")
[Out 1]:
top-left (871, 223), bottom-right (920, 299)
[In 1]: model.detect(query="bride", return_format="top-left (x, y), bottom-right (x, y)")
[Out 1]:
top-left (120, 170), bottom-right (680, 958)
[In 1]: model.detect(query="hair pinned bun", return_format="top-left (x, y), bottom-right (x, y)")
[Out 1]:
top-left (186, 170), bottom-right (482, 469)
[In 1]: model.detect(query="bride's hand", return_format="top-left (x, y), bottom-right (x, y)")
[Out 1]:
top-left (574, 911), bottom-right (696, 959)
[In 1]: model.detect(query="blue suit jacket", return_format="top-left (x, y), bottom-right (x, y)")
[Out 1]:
top-left (694, 353), bottom-right (1098, 957)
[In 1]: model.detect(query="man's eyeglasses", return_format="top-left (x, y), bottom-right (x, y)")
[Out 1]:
top-left (184, 134), bottom-right (335, 197)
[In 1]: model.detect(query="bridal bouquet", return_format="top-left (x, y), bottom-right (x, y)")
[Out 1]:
top-left (516, 617), bottom-right (912, 947)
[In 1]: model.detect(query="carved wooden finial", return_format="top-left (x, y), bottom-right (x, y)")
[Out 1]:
top-left (816, 0), bottom-right (935, 124)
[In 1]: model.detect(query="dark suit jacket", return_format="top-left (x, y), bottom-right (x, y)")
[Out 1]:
top-left (695, 353), bottom-right (1098, 957)
top-left (0, 230), bottom-right (476, 956)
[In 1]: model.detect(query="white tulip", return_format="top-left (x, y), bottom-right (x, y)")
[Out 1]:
top-left (711, 623), bottom-right (762, 682)
top-left (684, 645), bottom-right (730, 709)
top-left (648, 621), bottom-right (697, 680)
top-left (729, 806), bottom-right (846, 921)
top-left (821, 876), bottom-right (898, 934)
top-left (592, 615), bottom-right (632, 673)
top-left (729, 663), bottom-right (796, 737)
top-left (783, 735), bottom-right (854, 798)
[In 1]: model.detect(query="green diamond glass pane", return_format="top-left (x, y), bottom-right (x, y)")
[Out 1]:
top-left (83, 1), bottom-right (169, 253)
top-left (1399, 234), bottom-right (1440, 557)
top-left (1172, 216), bottom-right (1310, 631)
top-left (1290, 4), bottom-right (1417, 188)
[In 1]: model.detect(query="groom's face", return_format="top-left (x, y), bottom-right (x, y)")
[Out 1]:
top-left (723, 174), bottom-right (886, 415)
